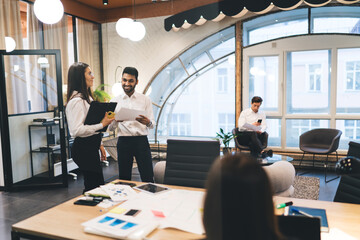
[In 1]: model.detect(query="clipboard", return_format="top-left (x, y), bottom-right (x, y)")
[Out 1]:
top-left (84, 102), bottom-right (117, 132)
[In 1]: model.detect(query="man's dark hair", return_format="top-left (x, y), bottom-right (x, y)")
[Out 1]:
top-left (123, 67), bottom-right (138, 80)
top-left (251, 96), bottom-right (263, 104)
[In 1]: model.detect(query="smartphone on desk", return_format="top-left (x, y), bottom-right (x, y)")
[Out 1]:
top-left (74, 199), bottom-right (99, 206)
top-left (114, 181), bottom-right (136, 187)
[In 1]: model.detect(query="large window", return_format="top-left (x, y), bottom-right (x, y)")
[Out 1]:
top-left (337, 48), bottom-right (360, 114)
top-left (243, 6), bottom-right (360, 46)
top-left (147, 27), bottom-right (235, 142)
top-left (287, 50), bottom-right (330, 114)
top-left (245, 35), bottom-right (360, 151)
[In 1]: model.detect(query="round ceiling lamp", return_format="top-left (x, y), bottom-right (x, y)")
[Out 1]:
top-left (5, 37), bottom-right (16, 52)
top-left (129, 21), bottom-right (146, 41)
top-left (116, 18), bottom-right (146, 42)
top-left (34, 0), bottom-right (64, 24)
top-left (116, 18), bottom-right (134, 38)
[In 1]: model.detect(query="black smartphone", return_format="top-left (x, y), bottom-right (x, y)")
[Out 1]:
top-left (73, 199), bottom-right (99, 206)
top-left (257, 119), bottom-right (262, 123)
top-left (115, 181), bottom-right (136, 187)
top-left (125, 209), bottom-right (141, 216)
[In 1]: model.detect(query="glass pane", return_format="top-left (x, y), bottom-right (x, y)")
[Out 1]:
top-left (248, 56), bottom-right (279, 112)
top-left (336, 119), bottom-right (360, 150)
top-left (4, 54), bottom-right (65, 186)
top-left (147, 58), bottom-right (187, 116)
top-left (5, 55), bottom-right (58, 114)
top-left (243, 9), bottom-right (308, 46)
top-left (286, 50), bottom-right (330, 114)
top-left (157, 59), bottom-right (235, 141)
top-left (267, 118), bottom-right (281, 147)
top-left (179, 27), bottom-right (235, 75)
top-left (286, 119), bottom-right (329, 147)
top-left (209, 37), bottom-right (235, 60)
top-left (192, 52), bottom-right (211, 70)
top-left (337, 48), bottom-right (360, 113)
top-left (312, 7), bottom-right (360, 34)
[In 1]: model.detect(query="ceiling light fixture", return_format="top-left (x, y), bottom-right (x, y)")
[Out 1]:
top-left (5, 37), bottom-right (16, 52)
top-left (34, 0), bottom-right (64, 24)
top-left (103, 0), bottom-right (108, 5)
top-left (115, 0), bottom-right (146, 41)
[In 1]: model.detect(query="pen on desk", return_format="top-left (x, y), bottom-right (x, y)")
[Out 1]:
top-left (276, 201), bottom-right (293, 209)
top-left (292, 208), bottom-right (314, 218)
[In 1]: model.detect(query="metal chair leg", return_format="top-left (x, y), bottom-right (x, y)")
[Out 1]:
top-left (297, 152), bottom-right (309, 176)
top-left (325, 151), bottom-right (340, 183)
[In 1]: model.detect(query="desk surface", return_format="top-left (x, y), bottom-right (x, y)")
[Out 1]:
top-left (12, 181), bottom-right (360, 240)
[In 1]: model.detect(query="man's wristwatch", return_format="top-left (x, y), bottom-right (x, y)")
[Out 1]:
top-left (146, 121), bottom-right (152, 128)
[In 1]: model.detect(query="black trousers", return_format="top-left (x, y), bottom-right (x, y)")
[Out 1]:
top-left (237, 131), bottom-right (267, 156)
top-left (71, 134), bottom-right (105, 192)
top-left (117, 136), bottom-right (154, 182)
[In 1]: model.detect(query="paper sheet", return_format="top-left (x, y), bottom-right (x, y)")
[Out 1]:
top-left (118, 189), bottom-right (205, 235)
top-left (83, 188), bottom-right (205, 238)
top-left (243, 123), bottom-right (261, 131)
top-left (115, 107), bottom-right (146, 121)
top-left (100, 184), bottom-right (137, 202)
top-left (321, 228), bottom-right (358, 240)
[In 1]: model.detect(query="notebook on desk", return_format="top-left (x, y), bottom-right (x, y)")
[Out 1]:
top-left (288, 205), bottom-right (329, 232)
top-left (84, 102), bottom-right (117, 132)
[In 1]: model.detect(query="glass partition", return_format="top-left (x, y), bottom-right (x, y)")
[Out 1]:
top-left (0, 50), bottom-right (67, 189)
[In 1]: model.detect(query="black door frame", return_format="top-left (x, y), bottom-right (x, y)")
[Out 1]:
top-left (0, 49), bottom-right (68, 191)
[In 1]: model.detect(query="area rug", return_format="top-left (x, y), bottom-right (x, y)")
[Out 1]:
top-left (292, 176), bottom-right (320, 200)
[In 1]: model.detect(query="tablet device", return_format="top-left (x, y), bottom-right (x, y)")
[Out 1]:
top-left (134, 183), bottom-right (170, 194)
top-left (84, 102), bottom-right (117, 132)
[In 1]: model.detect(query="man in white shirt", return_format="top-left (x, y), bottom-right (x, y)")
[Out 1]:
top-left (237, 96), bottom-right (270, 157)
top-left (109, 67), bottom-right (155, 182)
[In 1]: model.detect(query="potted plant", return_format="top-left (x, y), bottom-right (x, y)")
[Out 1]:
top-left (93, 84), bottom-right (112, 102)
top-left (215, 128), bottom-right (238, 154)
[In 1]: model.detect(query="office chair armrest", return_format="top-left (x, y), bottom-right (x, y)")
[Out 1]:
top-left (335, 156), bottom-right (360, 175)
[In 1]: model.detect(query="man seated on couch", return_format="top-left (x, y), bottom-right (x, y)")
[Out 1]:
top-left (237, 96), bottom-right (272, 158)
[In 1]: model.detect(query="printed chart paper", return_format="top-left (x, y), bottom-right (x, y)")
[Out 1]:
top-left (115, 107), bottom-right (146, 121)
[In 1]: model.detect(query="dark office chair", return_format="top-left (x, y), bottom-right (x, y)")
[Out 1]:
top-left (298, 128), bottom-right (342, 183)
top-left (163, 139), bottom-right (220, 188)
top-left (232, 128), bottom-right (268, 152)
top-left (334, 141), bottom-right (360, 204)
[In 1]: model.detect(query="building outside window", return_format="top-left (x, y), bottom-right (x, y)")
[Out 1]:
top-left (308, 64), bottom-right (322, 92)
top-left (218, 113), bottom-right (235, 134)
top-left (345, 61), bottom-right (360, 91)
top-left (217, 68), bottom-right (228, 93)
top-left (169, 113), bottom-right (191, 136)
top-left (344, 120), bottom-right (360, 140)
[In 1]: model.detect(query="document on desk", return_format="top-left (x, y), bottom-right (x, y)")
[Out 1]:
top-left (82, 188), bottom-right (205, 238)
top-left (321, 228), bottom-right (357, 240)
top-left (118, 189), bottom-right (205, 235)
top-left (115, 107), bottom-right (146, 121)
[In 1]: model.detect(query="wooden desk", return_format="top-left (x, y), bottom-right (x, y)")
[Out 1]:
top-left (12, 182), bottom-right (360, 240)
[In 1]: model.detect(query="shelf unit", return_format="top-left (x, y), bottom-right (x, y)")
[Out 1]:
top-left (28, 123), bottom-right (60, 178)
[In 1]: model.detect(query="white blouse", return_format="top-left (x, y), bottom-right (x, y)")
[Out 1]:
top-left (65, 91), bottom-right (104, 138)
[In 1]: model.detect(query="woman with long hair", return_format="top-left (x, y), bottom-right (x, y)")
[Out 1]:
top-left (203, 153), bottom-right (284, 240)
top-left (66, 62), bottom-right (114, 192)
